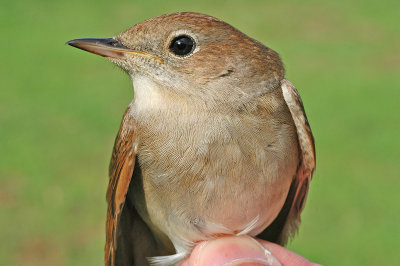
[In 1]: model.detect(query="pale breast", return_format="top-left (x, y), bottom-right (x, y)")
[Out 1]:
top-left (130, 87), bottom-right (299, 256)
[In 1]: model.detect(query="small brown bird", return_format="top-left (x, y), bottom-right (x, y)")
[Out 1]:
top-left (67, 12), bottom-right (315, 266)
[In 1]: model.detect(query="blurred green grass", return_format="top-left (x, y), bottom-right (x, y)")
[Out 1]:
top-left (1, 0), bottom-right (399, 265)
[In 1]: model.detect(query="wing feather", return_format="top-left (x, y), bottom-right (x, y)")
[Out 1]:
top-left (280, 79), bottom-right (316, 241)
top-left (258, 79), bottom-right (316, 244)
top-left (105, 104), bottom-right (137, 265)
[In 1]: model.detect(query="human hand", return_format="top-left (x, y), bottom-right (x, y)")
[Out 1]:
top-left (180, 235), bottom-right (320, 266)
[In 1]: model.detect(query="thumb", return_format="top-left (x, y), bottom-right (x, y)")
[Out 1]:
top-left (180, 235), bottom-right (281, 266)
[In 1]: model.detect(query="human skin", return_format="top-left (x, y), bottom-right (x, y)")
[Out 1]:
top-left (180, 235), bottom-right (320, 266)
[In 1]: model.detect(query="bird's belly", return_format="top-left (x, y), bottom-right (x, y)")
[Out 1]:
top-left (202, 175), bottom-right (292, 237)
top-left (132, 106), bottom-right (299, 254)
top-left (138, 164), bottom-right (294, 253)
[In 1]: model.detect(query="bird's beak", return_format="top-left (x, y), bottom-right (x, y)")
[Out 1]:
top-left (66, 38), bottom-right (131, 59)
top-left (66, 38), bottom-right (163, 63)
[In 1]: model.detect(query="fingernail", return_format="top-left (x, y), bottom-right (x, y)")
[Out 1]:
top-left (227, 258), bottom-right (278, 266)
top-left (196, 235), bottom-right (281, 266)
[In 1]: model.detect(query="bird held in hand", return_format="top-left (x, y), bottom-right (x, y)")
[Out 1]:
top-left (67, 12), bottom-right (316, 266)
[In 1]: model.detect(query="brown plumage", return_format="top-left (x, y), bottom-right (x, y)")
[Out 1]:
top-left (105, 106), bottom-right (137, 265)
top-left (67, 12), bottom-right (316, 266)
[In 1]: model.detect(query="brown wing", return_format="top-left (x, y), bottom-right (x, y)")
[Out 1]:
top-left (258, 79), bottom-right (316, 244)
top-left (105, 104), bottom-right (137, 265)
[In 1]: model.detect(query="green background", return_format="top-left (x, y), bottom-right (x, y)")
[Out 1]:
top-left (1, 0), bottom-right (399, 265)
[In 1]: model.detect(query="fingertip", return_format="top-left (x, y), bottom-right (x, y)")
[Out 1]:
top-left (183, 236), bottom-right (281, 266)
top-left (257, 240), bottom-right (318, 266)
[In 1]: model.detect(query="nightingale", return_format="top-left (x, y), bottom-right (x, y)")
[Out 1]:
top-left (67, 12), bottom-right (315, 266)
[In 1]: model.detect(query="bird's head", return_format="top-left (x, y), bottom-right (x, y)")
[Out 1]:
top-left (67, 12), bottom-right (284, 109)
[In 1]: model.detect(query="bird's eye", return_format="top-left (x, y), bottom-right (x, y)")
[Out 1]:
top-left (169, 35), bottom-right (195, 56)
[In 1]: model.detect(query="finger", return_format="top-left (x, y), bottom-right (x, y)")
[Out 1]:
top-left (180, 235), bottom-right (281, 266)
top-left (257, 240), bottom-right (321, 266)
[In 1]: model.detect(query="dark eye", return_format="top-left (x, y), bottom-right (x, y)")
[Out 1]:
top-left (169, 35), bottom-right (195, 56)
